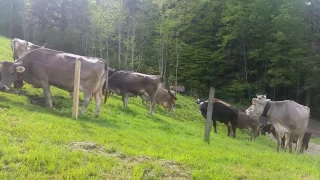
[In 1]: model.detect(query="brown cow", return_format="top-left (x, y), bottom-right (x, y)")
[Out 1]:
top-left (141, 87), bottom-right (177, 116)
top-left (108, 69), bottom-right (162, 115)
top-left (0, 48), bottom-right (108, 118)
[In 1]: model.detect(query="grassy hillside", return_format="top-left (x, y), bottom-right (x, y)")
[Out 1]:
top-left (0, 36), bottom-right (319, 179)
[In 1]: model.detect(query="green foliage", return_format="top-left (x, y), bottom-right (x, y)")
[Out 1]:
top-left (0, 0), bottom-right (320, 104)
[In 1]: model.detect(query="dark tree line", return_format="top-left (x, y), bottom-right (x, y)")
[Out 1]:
top-left (0, 0), bottom-right (320, 107)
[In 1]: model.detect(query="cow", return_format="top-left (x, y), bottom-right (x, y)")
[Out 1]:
top-left (107, 69), bottom-right (162, 115)
top-left (0, 48), bottom-right (108, 118)
top-left (141, 87), bottom-right (177, 116)
top-left (261, 124), bottom-right (312, 151)
top-left (237, 112), bottom-right (261, 140)
top-left (11, 38), bottom-right (46, 61)
top-left (246, 98), bottom-right (310, 153)
top-left (196, 98), bottom-right (238, 137)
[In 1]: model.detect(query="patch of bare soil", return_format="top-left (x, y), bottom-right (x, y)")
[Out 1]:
top-left (265, 134), bottom-right (320, 155)
top-left (69, 142), bottom-right (192, 179)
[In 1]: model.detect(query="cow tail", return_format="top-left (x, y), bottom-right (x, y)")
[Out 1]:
top-left (103, 63), bottom-right (109, 104)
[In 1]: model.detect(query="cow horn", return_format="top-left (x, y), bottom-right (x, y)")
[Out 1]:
top-left (42, 43), bottom-right (47, 48)
top-left (167, 89), bottom-right (177, 100)
top-left (14, 60), bottom-right (22, 66)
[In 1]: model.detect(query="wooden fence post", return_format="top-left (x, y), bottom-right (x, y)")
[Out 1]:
top-left (72, 61), bottom-right (81, 120)
top-left (204, 87), bottom-right (215, 143)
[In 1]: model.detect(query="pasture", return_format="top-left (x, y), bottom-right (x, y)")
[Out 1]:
top-left (0, 36), bottom-right (320, 179)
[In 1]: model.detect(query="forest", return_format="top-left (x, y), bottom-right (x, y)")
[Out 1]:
top-left (0, 0), bottom-right (320, 107)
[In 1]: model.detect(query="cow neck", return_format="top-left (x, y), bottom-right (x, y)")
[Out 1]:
top-left (261, 101), bottom-right (272, 118)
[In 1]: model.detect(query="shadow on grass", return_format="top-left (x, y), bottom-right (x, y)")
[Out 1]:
top-left (0, 94), bottom-right (121, 130)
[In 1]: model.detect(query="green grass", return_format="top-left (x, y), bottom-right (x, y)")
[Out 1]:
top-left (0, 35), bottom-right (320, 179)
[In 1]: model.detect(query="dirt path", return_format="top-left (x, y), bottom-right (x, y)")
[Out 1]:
top-left (266, 134), bottom-right (320, 155)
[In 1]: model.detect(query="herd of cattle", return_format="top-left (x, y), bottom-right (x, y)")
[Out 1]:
top-left (0, 38), bottom-right (177, 118)
top-left (0, 38), bottom-right (314, 154)
top-left (197, 94), bottom-right (312, 154)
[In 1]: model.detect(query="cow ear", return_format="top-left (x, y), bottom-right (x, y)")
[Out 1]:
top-left (16, 66), bottom-right (25, 73)
top-left (266, 99), bottom-right (271, 102)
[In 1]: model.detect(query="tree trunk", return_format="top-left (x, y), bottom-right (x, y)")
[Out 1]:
top-left (131, 22), bottom-right (136, 71)
top-left (305, 89), bottom-right (311, 107)
top-left (9, 1), bottom-right (13, 38)
top-left (241, 31), bottom-right (250, 100)
top-left (163, 47), bottom-right (167, 86)
top-left (106, 37), bottom-right (109, 65)
top-left (118, 22), bottom-right (122, 69)
top-left (175, 41), bottom-right (181, 90)
top-left (60, 0), bottom-right (67, 32)
top-left (296, 71), bottom-right (300, 102)
top-left (264, 59), bottom-right (267, 93)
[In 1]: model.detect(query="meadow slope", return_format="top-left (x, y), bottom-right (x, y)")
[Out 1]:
top-left (0, 36), bottom-right (319, 179)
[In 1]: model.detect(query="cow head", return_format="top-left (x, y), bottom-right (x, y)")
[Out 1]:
top-left (167, 89), bottom-right (177, 100)
top-left (108, 67), bottom-right (117, 77)
top-left (256, 94), bottom-right (267, 100)
top-left (11, 38), bottom-right (42, 61)
top-left (246, 97), bottom-right (271, 116)
top-left (260, 124), bottom-right (274, 135)
top-left (196, 99), bottom-right (208, 113)
top-left (0, 61), bottom-right (25, 91)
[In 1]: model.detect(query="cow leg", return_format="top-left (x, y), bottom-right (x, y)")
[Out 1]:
top-left (42, 85), bottom-right (53, 108)
top-left (232, 125), bottom-right (237, 138)
top-left (122, 93), bottom-right (128, 107)
top-left (149, 95), bottom-right (156, 115)
top-left (173, 107), bottom-right (176, 117)
top-left (284, 134), bottom-right (294, 153)
top-left (80, 89), bottom-right (92, 115)
top-left (225, 122), bottom-right (233, 137)
top-left (296, 132), bottom-right (305, 153)
top-left (93, 89), bottom-right (103, 118)
top-left (212, 120), bottom-right (217, 134)
top-left (275, 131), bottom-right (283, 152)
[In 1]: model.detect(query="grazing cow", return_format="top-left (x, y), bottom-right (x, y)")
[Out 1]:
top-left (141, 87), bottom-right (177, 116)
top-left (108, 69), bottom-right (162, 115)
top-left (11, 38), bottom-right (45, 61)
top-left (246, 98), bottom-right (310, 153)
top-left (196, 98), bottom-right (238, 137)
top-left (261, 124), bottom-right (312, 150)
top-left (237, 112), bottom-right (261, 140)
top-left (0, 48), bottom-right (108, 118)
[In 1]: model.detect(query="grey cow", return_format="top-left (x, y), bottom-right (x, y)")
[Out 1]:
top-left (108, 69), bottom-right (162, 115)
top-left (11, 38), bottom-right (45, 61)
top-left (0, 48), bottom-right (108, 118)
top-left (246, 97), bottom-right (310, 153)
